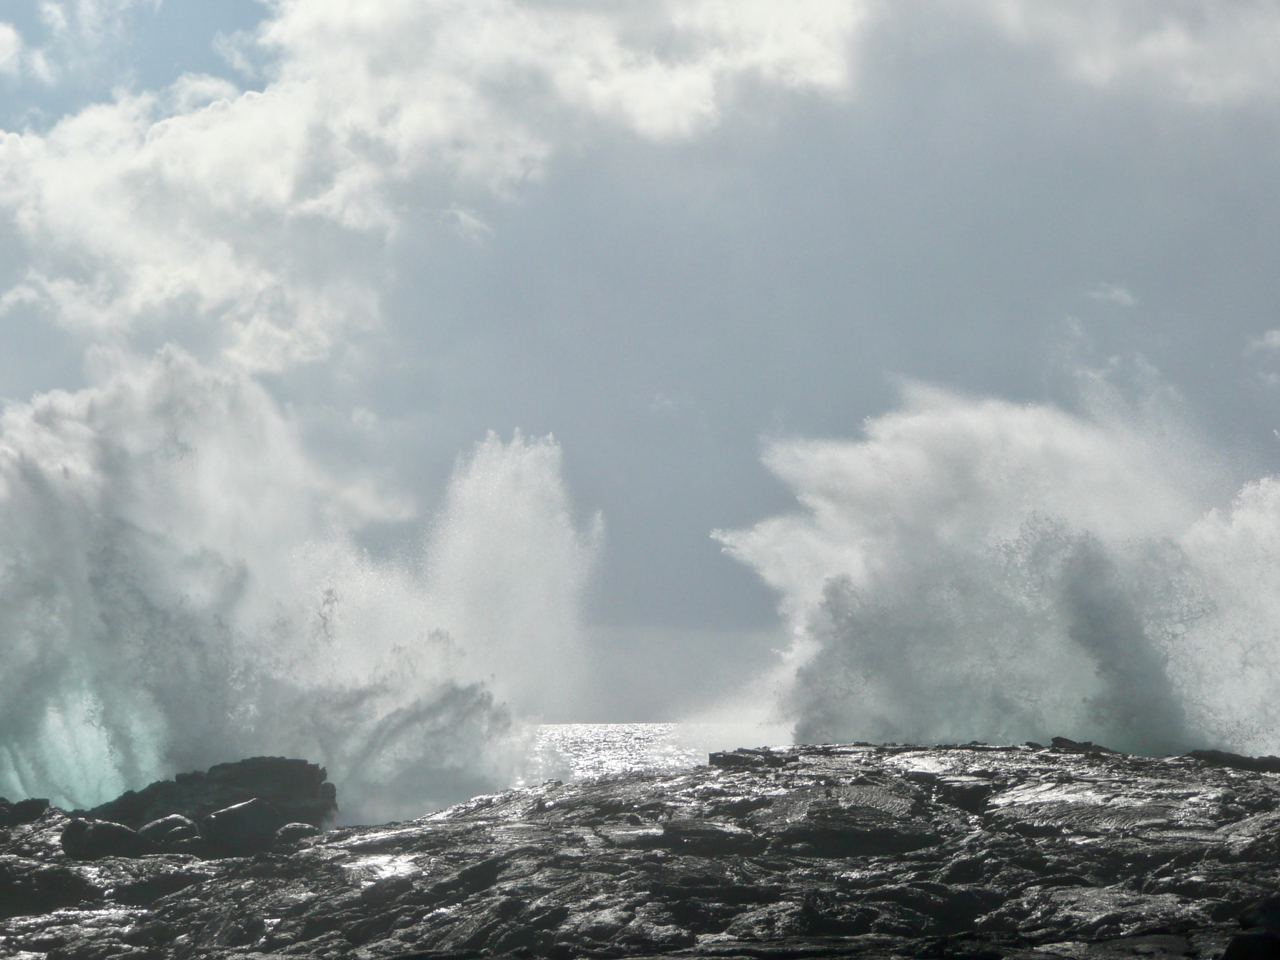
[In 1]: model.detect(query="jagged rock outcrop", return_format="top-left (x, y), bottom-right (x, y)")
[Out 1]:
top-left (45, 757), bottom-right (338, 862)
top-left (0, 797), bottom-right (49, 830)
top-left (73, 756), bottom-right (337, 830)
top-left (4, 741), bottom-right (1280, 958)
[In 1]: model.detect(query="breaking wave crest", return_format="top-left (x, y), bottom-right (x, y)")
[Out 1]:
top-left (719, 384), bottom-right (1280, 756)
top-left (0, 348), bottom-right (598, 821)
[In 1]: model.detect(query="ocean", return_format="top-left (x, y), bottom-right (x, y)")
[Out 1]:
top-left (518, 722), bottom-right (794, 786)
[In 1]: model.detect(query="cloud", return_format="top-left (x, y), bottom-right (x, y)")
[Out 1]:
top-left (978, 0), bottom-right (1280, 104)
top-left (4, 1), bottom-right (1280, 374)
top-left (4, 1), bottom-right (164, 86)
top-left (0, 23), bottom-right (22, 77)
top-left (1245, 330), bottom-right (1280, 389)
top-left (0, 0), bottom-right (871, 372)
top-left (444, 207), bottom-right (494, 246)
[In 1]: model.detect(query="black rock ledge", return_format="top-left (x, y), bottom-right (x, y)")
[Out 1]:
top-left (6, 741), bottom-right (1280, 959)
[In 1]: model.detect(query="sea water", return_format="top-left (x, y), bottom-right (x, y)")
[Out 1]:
top-left (518, 722), bottom-right (793, 785)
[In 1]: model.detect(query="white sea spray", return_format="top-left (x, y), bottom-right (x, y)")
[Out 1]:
top-left (0, 348), bottom-right (597, 822)
top-left (719, 384), bottom-right (1280, 756)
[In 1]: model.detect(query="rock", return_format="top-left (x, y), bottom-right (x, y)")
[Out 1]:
top-left (275, 821), bottom-right (322, 844)
top-left (74, 755), bottom-right (337, 829)
top-left (1226, 896), bottom-right (1280, 960)
top-left (1050, 735), bottom-right (1118, 754)
top-left (202, 797), bottom-right (286, 855)
top-left (9, 741), bottom-right (1280, 958)
top-left (1189, 749), bottom-right (1280, 774)
top-left (60, 818), bottom-right (158, 860)
top-left (0, 796), bottom-right (50, 830)
top-left (1243, 894), bottom-right (1280, 933)
top-left (9, 797), bottom-right (49, 825)
top-left (1225, 931), bottom-right (1280, 960)
top-left (709, 747), bottom-right (794, 769)
top-left (0, 856), bottom-right (101, 919)
top-left (137, 813), bottom-right (200, 847)
top-left (359, 873), bottom-right (414, 906)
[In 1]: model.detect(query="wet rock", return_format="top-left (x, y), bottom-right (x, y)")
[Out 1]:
top-left (276, 821), bottom-right (322, 844)
top-left (359, 873), bottom-right (414, 906)
top-left (9, 798), bottom-right (50, 825)
top-left (0, 797), bottom-right (50, 831)
top-left (936, 776), bottom-right (995, 813)
top-left (60, 818), bottom-right (158, 860)
top-left (1243, 894), bottom-right (1280, 933)
top-left (1224, 930), bottom-right (1280, 960)
top-left (74, 755), bottom-right (337, 830)
top-left (10, 742), bottom-right (1280, 958)
top-left (1225, 895), bottom-right (1280, 960)
top-left (137, 813), bottom-right (200, 846)
top-left (202, 797), bottom-right (286, 856)
top-left (1189, 750), bottom-right (1280, 775)
top-left (0, 856), bottom-right (100, 918)
top-left (709, 747), bottom-right (794, 769)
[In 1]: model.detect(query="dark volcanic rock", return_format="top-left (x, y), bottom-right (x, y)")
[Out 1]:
top-left (8, 742), bottom-right (1280, 958)
top-left (136, 813), bottom-right (200, 845)
top-left (10, 798), bottom-right (50, 825)
top-left (0, 854), bottom-right (100, 919)
top-left (202, 797), bottom-right (287, 856)
top-left (74, 755), bottom-right (337, 829)
top-left (0, 796), bottom-right (50, 829)
top-left (60, 817), bottom-right (158, 860)
top-left (276, 821), bottom-right (323, 844)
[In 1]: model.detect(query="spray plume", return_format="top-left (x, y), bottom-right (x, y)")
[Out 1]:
top-left (0, 348), bottom-right (597, 822)
top-left (720, 384), bottom-right (1280, 756)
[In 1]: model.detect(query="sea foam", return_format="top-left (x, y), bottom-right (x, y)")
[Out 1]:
top-left (720, 383), bottom-right (1280, 756)
top-left (0, 348), bottom-right (597, 822)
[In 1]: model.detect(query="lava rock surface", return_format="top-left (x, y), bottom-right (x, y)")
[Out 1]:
top-left (4, 740), bottom-right (1280, 959)
top-left (74, 757), bottom-right (337, 831)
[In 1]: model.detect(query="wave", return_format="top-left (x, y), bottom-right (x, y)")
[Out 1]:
top-left (0, 348), bottom-right (598, 822)
top-left (719, 383), bottom-right (1280, 756)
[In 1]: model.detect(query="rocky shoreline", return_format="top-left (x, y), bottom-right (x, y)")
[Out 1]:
top-left (4, 739), bottom-right (1280, 959)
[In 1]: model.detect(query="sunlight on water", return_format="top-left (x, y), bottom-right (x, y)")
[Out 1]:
top-left (517, 722), bottom-right (793, 785)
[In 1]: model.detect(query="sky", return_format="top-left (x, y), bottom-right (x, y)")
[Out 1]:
top-left (3, 0), bottom-right (1280, 733)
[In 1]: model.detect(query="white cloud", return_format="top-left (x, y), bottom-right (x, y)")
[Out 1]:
top-left (212, 29), bottom-right (260, 79)
top-left (39, 2), bottom-right (69, 36)
top-left (16, 0), bottom-right (162, 86)
top-left (444, 206), bottom-right (494, 245)
top-left (979, 0), bottom-right (1280, 104)
top-left (0, 0), bottom-right (872, 371)
top-left (1246, 330), bottom-right (1280, 364)
top-left (39, 0), bottom-right (158, 47)
top-left (2, 0), bottom-right (1280, 375)
top-left (0, 23), bottom-right (22, 77)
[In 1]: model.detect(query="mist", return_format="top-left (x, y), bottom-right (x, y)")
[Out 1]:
top-left (0, 349), bottom-right (596, 820)
top-left (720, 382), bottom-right (1280, 755)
